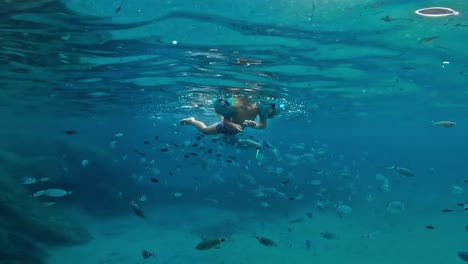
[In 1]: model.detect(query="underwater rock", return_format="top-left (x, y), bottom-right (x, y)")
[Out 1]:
top-left (0, 229), bottom-right (46, 264)
top-left (0, 166), bottom-right (91, 264)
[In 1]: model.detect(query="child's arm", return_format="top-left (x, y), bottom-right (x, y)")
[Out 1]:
top-left (256, 117), bottom-right (267, 129)
top-left (216, 113), bottom-right (224, 122)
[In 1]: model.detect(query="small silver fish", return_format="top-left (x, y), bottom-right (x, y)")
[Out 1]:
top-left (32, 190), bottom-right (45, 197)
top-left (42, 189), bottom-right (72, 197)
top-left (391, 166), bottom-right (415, 177)
top-left (21, 177), bottom-right (37, 185)
top-left (432, 120), bottom-right (456, 127)
top-left (138, 195), bottom-right (148, 202)
top-left (173, 192), bottom-right (183, 197)
top-left (131, 201), bottom-right (145, 218)
top-left (40, 177), bottom-right (50, 182)
top-left (336, 204), bottom-right (353, 217)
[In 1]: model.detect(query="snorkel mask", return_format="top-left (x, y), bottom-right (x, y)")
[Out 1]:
top-left (269, 103), bottom-right (284, 118)
top-left (212, 97), bottom-right (234, 118)
top-left (259, 103), bottom-right (284, 118)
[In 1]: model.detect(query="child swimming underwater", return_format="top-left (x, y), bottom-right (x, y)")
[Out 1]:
top-left (180, 96), bottom-right (284, 135)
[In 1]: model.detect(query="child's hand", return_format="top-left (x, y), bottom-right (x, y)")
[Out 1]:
top-left (231, 124), bottom-right (243, 132)
top-left (243, 120), bottom-right (257, 128)
top-left (224, 120), bottom-right (243, 132)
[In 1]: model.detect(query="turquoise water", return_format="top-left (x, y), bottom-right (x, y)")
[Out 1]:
top-left (1, 0), bottom-right (468, 263)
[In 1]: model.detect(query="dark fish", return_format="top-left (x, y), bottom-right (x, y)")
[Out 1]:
top-left (150, 178), bottom-right (159, 183)
top-left (287, 227), bottom-right (292, 232)
top-left (168, 172), bottom-right (173, 176)
top-left (144, 141), bottom-right (151, 145)
top-left (305, 239), bottom-right (311, 250)
top-left (131, 201), bottom-right (145, 218)
top-left (154, 135), bottom-right (159, 140)
top-left (257, 236), bottom-right (277, 247)
top-left (320, 231), bottom-right (337, 240)
top-left (184, 154), bottom-right (190, 158)
top-left (191, 143), bottom-right (198, 147)
top-left (305, 212), bottom-right (313, 218)
top-left (381, 15), bottom-right (394, 22)
top-left (190, 152), bottom-right (198, 156)
top-left (226, 159), bottom-right (233, 163)
top-left (465, 226), bottom-right (468, 231)
top-left (156, 39), bottom-right (162, 43)
top-left (207, 149), bottom-right (213, 154)
top-left (371, 1), bottom-right (384, 8)
top-left (64, 130), bottom-right (77, 135)
top-left (425, 225), bottom-right (435, 229)
top-left (288, 197), bottom-right (295, 200)
top-left (282, 179), bottom-right (290, 185)
top-left (441, 209), bottom-right (454, 212)
top-left (160, 148), bottom-right (169, 152)
top-left (458, 251), bottom-right (468, 262)
top-left (115, 6), bottom-right (121, 13)
top-left (195, 237), bottom-right (225, 250)
top-left (291, 217), bottom-right (305, 223)
top-left (141, 250), bottom-right (153, 259)
top-left (457, 203), bottom-right (465, 207)
top-left (420, 36), bottom-right (439, 43)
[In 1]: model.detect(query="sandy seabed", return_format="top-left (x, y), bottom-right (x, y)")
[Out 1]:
top-left (47, 203), bottom-right (467, 264)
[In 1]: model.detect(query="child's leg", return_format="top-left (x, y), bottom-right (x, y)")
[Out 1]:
top-left (180, 117), bottom-right (218, 135)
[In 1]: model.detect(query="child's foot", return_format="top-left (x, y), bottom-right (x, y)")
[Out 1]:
top-left (180, 117), bottom-right (195, 125)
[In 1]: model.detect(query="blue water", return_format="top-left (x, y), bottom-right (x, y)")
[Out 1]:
top-left (1, 0), bottom-right (468, 263)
